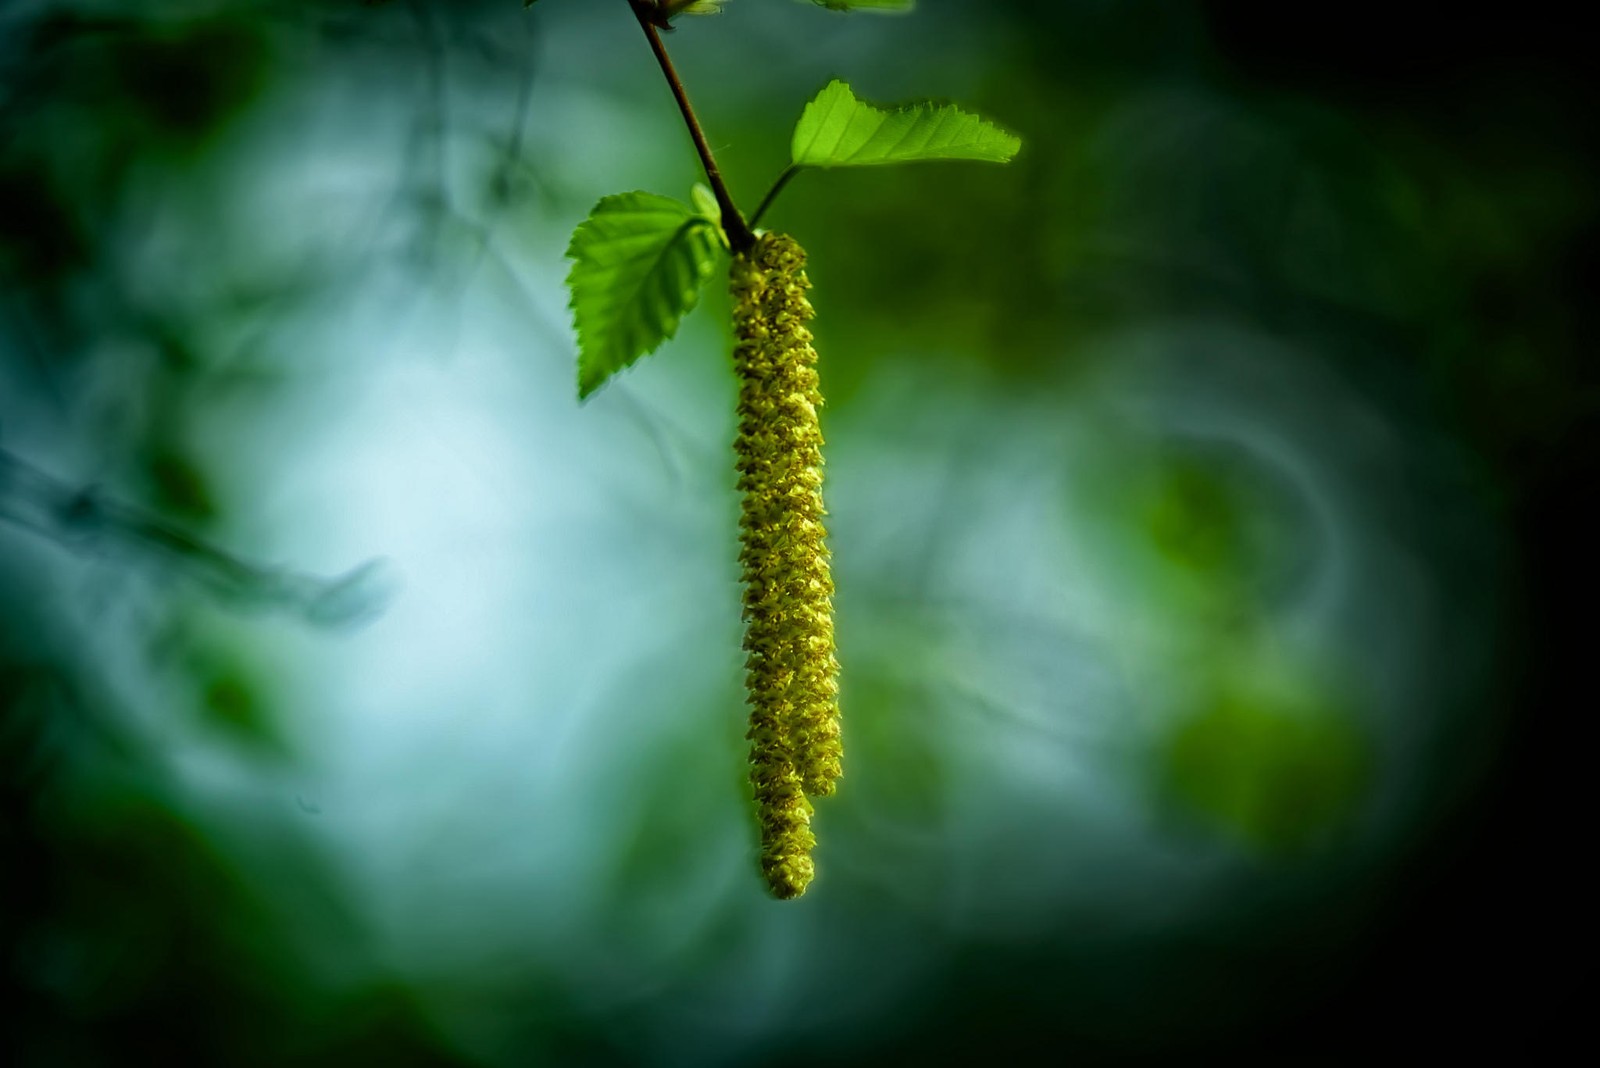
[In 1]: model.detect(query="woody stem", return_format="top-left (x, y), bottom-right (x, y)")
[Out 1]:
top-left (627, 0), bottom-right (755, 254)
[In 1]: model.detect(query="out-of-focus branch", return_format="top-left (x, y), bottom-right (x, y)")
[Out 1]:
top-left (0, 448), bottom-right (396, 628)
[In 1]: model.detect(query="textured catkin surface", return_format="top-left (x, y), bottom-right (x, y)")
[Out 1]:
top-left (730, 233), bottom-right (843, 899)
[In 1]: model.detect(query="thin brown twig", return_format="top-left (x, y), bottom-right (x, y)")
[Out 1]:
top-left (627, 0), bottom-right (755, 253)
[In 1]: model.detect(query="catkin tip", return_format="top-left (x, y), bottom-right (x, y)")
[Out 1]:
top-left (763, 853), bottom-right (815, 899)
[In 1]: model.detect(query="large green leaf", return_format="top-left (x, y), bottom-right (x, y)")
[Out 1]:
top-left (791, 79), bottom-right (1020, 168)
top-left (565, 192), bottom-right (720, 400)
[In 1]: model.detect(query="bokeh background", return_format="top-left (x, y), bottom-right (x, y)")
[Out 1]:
top-left (2, 1), bottom-right (1590, 1062)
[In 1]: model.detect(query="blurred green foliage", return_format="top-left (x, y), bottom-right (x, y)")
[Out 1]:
top-left (110, 18), bottom-right (271, 150)
top-left (1163, 671), bottom-right (1369, 855)
top-left (1, 0), bottom-right (1586, 1062)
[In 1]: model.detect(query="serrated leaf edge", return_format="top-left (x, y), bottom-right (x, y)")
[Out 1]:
top-left (565, 195), bottom-right (720, 400)
top-left (791, 78), bottom-right (1021, 168)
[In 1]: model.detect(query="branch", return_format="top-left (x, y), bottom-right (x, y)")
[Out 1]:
top-left (627, 0), bottom-right (754, 253)
top-left (0, 449), bottom-right (397, 629)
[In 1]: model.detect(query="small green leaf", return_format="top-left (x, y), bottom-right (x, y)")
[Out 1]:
top-left (690, 182), bottom-right (719, 222)
top-left (566, 192), bottom-right (720, 399)
top-left (791, 79), bottom-right (1020, 169)
top-left (667, 0), bottom-right (732, 14)
top-left (689, 182), bottom-right (729, 249)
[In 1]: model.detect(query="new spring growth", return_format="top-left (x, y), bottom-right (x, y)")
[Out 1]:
top-left (732, 233), bottom-right (843, 898)
top-left (553, 0), bottom-right (1019, 899)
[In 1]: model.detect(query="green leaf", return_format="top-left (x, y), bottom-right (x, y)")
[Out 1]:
top-left (791, 79), bottom-right (1020, 169)
top-left (689, 182), bottom-right (728, 247)
top-left (566, 192), bottom-right (721, 399)
top-left (667, 0), bottom-right (732, 14)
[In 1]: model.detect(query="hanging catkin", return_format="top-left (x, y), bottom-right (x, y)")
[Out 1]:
top-left (730, 232), bottom-right (843, 899)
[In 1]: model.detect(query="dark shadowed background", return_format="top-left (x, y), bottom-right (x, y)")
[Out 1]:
top-left (2, 1), bottom-right (1590, 1063)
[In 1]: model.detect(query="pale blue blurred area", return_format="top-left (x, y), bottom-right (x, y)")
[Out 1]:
top-left (0, 1), bottom-right (1522, 1062)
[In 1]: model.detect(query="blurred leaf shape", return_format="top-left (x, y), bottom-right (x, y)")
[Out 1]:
top-left (0, 163), bottom-right (88, 281)
top-left (1135, 441), bottom-right (1322, 618)
top-left (566, 192), bottom-right (722, 399)
top-left (201, 672), bottom-right (284, 757)
top-left (301, 559), bottom-right (401, 629)
top-left (109, 18), bottom-right (270, 149)
top-left (1162, 674), bottom-right (1371, 856)
top-left (791, 80), bottom-right (1020, 169)
top-left (1146, 457), bottom-right (1244, 575)
top-left (146, 449), bottom-right (218, 523)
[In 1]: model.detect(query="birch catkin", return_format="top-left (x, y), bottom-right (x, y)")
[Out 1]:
top-left (731, 232), bottom-right (843, 899)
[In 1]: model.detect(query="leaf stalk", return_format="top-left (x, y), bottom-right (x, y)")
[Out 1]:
top-left (749, 164), bottom-right (802, 230)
